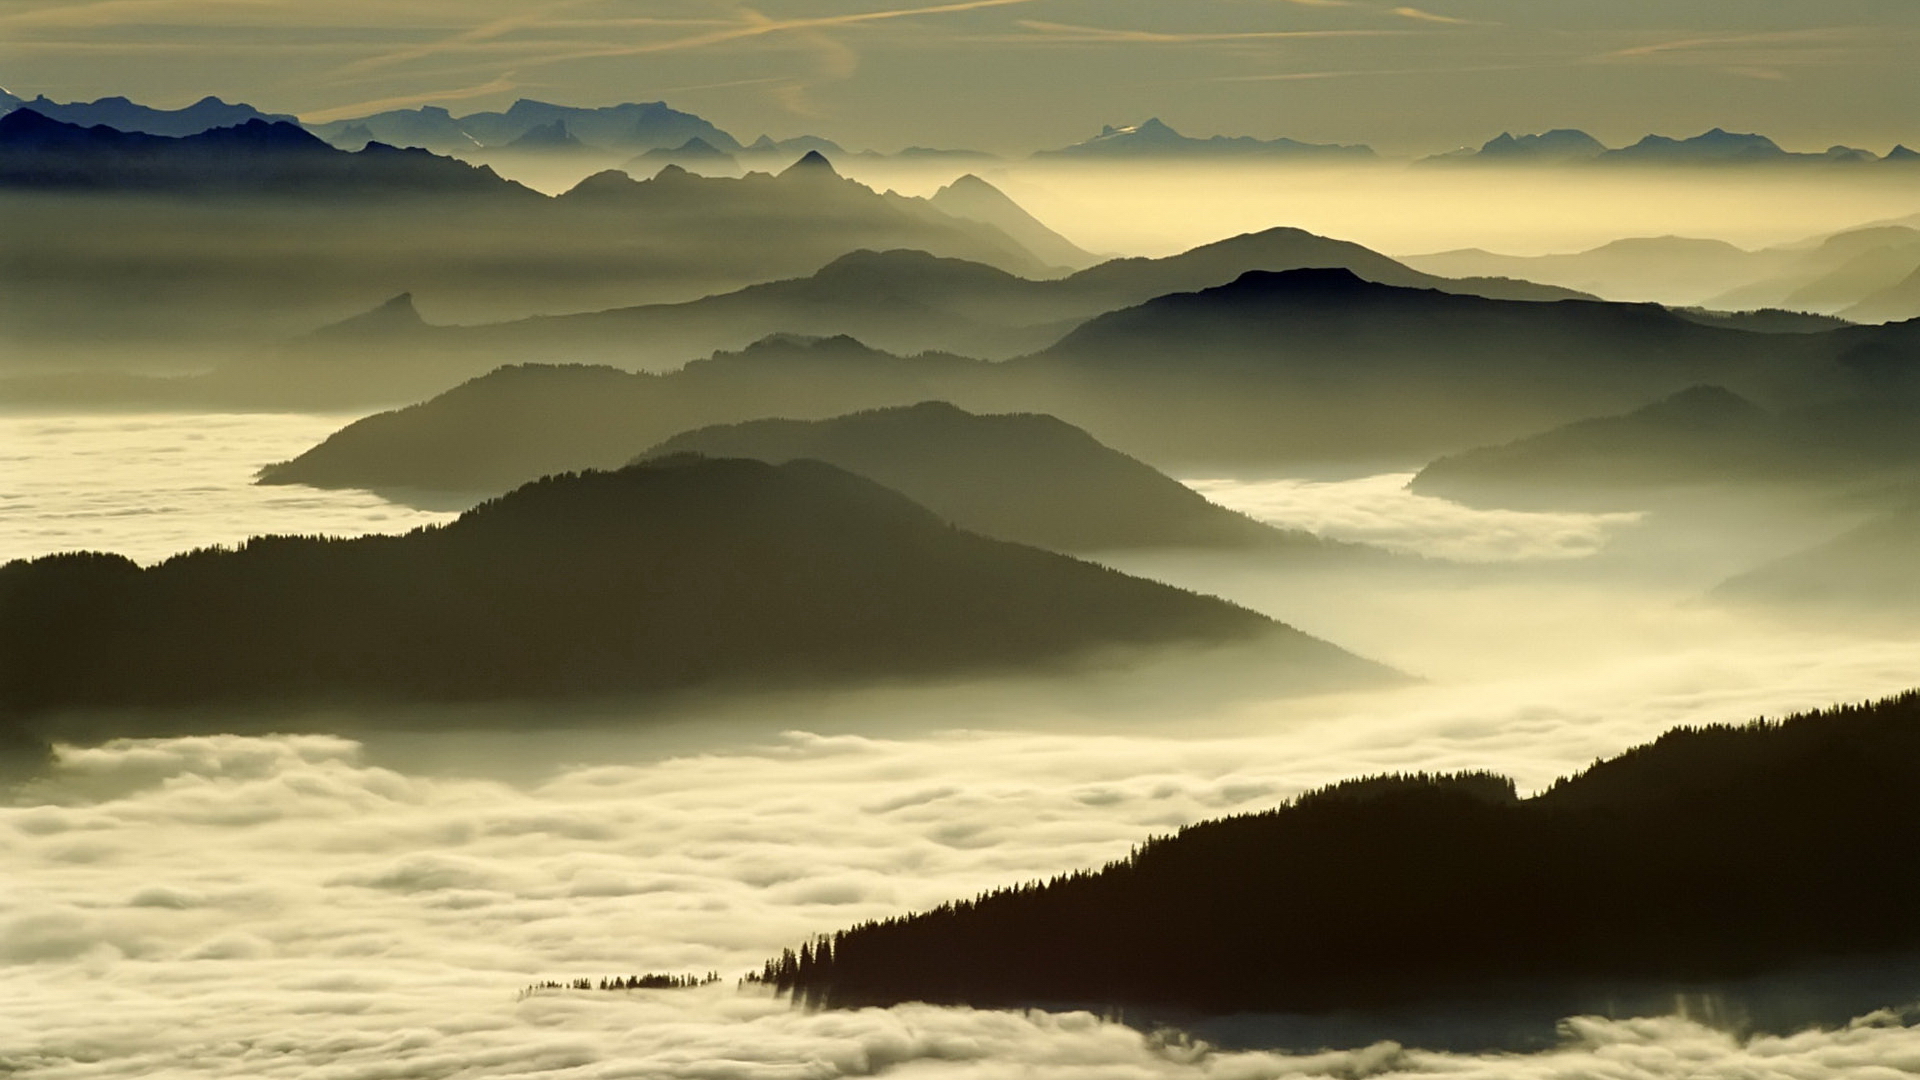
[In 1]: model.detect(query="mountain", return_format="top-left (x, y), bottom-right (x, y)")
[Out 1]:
top-left (1842, 264), bottom-right (1920, 324)
top-left (1409, 380), bottom-right (1920, 512)
top-left (1, 122), bottom-right (1066, 366)
top-left (1010, 267), bottom-right (1872, 469)
top-left (1407, 223), bottom-right (1920, 313)
top-left (638, 402), bottom-right (1361, 555)
top-left (625, 137), bottom-right (740, 176)
top-left (1601, 128), bottom-right (1789, 164)
top-left (1, 456), bottom-right (1389, 730)
top-left (550, 156), bottom-right (1068, 279)
top-left (757, 690), bottom-right (1920, 1017)
top-left (112, 218), bottom-right (1592, 411)
top-left (255, 337), bottom-right (997, 494)
top-left (1037, 118), bottom-right (1373, 160)
top-left (0, 109), bottom-right (532, 199)
top-left (0, 92), bottom-right (296, 135)
top-left (1450, 129), bottom-right (1606, 163)
top-left (1713, 505), bottom-right (1920, 617)
top-left (927, 174), bottom-right (1096, 270)
top-left (304, 98), bottom-right (739, 154)
top-left (1404, 236), bottom-right (1773, 307)
top-left (502, 120), bottom-right (584, 150)
top-left (256, 276), bottom-right (1920, 495)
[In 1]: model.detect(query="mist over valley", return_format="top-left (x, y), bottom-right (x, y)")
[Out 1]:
top-left (4, 19), bottom-right (1920, 1074)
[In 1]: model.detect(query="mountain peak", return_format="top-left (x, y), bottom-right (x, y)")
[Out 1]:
top-left (781, 148), bottom-right (838, 176)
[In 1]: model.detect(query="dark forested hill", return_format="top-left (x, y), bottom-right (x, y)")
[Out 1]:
top-left (2, 457), bottom-right (1391, 730)
top-left (640, 402), bottom-right (1366, 555)
top-left (758, 691), bottom-right (1920, 1016)
top-left (256, 337), bottom-right (998, 494)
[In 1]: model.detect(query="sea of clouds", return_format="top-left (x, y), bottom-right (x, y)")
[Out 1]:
top-left (5, 413), bottom-right (1919, 1076)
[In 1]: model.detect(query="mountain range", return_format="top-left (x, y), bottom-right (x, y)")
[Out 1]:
top-left (1036, 118), bottom-right (1374, 160)
top-left (1427, 127), bottom-right (1918, 167)
top-left (637, 402), bottom-right (1372, 557)
top-left (757, 690), bottom-right (1920, 1018)
top-left (253, 270), bottom-right (1920, 494)
top-left (0, 120), bottom-right (1071, 365)
top-left (1406, 221), bottom-right (1920, 319)
top-left (0, 456), bottom-right (1389, 735)
top-left (0, 90), bottom-right (295, 135)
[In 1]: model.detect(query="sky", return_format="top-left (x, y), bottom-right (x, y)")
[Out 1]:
top-left (2, 0), bottom-right (1918, 155)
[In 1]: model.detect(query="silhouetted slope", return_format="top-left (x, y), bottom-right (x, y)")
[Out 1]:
top-left (764, 692), bottom-right (1920, 1015)
top-left (257, 337), bottom-right (997, 493)
top-left (1409, 383), bottom-right (1920, 511)
top-left (240, 225), bottom-right (1589, 402)
top-left (640, 402), bottom-right (1347, 554)
top-left (928, 174), bottom-right (1095, 269)
top-left (2, 123), bottom-right (1064, 363)
top-left (1013, 267), bottom-right (1874, 468)
top-left (0, 109), bottom-right (529, 198)
top-left (2, 457), bottom-right (1389, 726)
top-left (1841, 264), bottom-right (1920, 324)
top-left (1713, 505), bottom-right (1920, 615)
top-left (1055, 227), bottom-right (1589, 306)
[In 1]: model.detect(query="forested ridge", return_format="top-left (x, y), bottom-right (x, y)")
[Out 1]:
top-left (756, 691), bottom-right (1920, 1014)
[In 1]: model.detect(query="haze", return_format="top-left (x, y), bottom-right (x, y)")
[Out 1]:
top-left (3, 4), bottom-right (1919, 1077)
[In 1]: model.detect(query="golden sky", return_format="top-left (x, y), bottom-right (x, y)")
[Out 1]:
top-left (2, 0), bottom-right (1917, 153)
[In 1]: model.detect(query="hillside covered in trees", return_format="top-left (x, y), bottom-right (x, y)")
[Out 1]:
top-left (1, 456), bottom-right (1388, 734)
top-left (758, 691), bottom-right (1920, 1016)
top-left (640, 402), bottom-right (1372, 556)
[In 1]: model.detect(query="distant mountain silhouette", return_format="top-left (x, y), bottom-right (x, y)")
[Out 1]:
top-left (1038, 118), bottom-right (1372, 160)
top-left (1714, 505), bottom-right (1920, 617)
top-left (1425, 129), bottom-right (1606, 164)
top-left (240, 224), bottom-right (1584, 401)
top-left (1410, 223), bottom-right (1920, 313)
top-left (501, 120), bottom-right (585, 151)
top-left (305, 98), bottom-right (739, 153)
top-left (1, 121), bottom-right (1069, 362)
top-left (0, 109), bottom-right (532, 198)
top-left (757, 690), bottom-right (1920, 1016)
top-left (1842, 263), bottom-right (1920, 324)
top-left (1, 456), bottom-right (1389, 729)
top-left (255, 277), bottom-right (1920, 492)
top-left (553, 158), bottom-right (1066, 279)
top-left (1421, 128), bottom-right (1914, 169)
top-left (639, 402), bottom-right (1370, 556)
top-left (1010, 267), bottom-right (1876, 468)
top-left (927, 174), bottom-right (1096, 270)
top-left (256, 337), bottom-right (997, 493)
top-left (1409, 383), bottom-right (1920, 511)
top-left (0, 92), bottom-right (296, 135)
top-left (626, 137), bottom-right (739, 175)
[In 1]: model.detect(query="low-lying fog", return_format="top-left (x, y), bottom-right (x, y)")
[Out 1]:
top-left (6, 412), bottom-right (1918, 1077)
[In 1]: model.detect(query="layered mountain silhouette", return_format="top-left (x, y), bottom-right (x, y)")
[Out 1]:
top-left (637, 402), bottom-right (1369, 556)
top-left (1713, 505), bottom-right (1920, 618)
top-left (1408, 223), bottom-right (1920, 316)
top-left (1, 122), bottom-right (1069, 361)
top-left (1410, 382), bottom-right (1920, 511)
top-left (1006, 267), bottom-right (1892, 469)
top-left (1425, 128), bottom-right (1916, 167)
top-left (257, 274), bottom-right (1920, 493)
top-left (255, 337), bottom-right (996, 493)
top-left (0, 92), bottom-right (295, 136)
top-left (626, 137), bottom-right (741, 176)
top-left (1038, 119), bottom-right (1373, 160)
top-left (1, 456), bottom-right (1389, 730)
top-left (758, 691), bottom-right (1920, 1016)
top-left (0, 109), bottom-right (528, 198)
